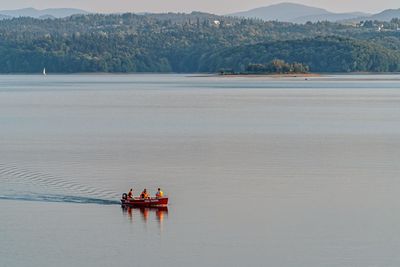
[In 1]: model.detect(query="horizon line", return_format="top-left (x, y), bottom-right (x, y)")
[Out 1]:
top-left (0, 2), bottom-right (396, 16)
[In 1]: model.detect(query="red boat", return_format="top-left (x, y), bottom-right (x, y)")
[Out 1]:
top-left (121, 194), bottom-right (168, 207)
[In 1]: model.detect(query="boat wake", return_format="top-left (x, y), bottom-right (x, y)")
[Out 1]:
top-left (0, 163), bottom-right (120, 205)
top-left (0, 193), bottom-right (120, 205)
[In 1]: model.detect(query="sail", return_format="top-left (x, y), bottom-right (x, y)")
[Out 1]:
top-left (43, 68), bottom-right (46, 75)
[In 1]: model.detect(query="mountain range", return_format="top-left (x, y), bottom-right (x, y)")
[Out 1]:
top-left (0, 8), bottom-right (89, 19)
top-left (346, 8), bottom-right (400, 23)
top-left (229, 2), bottom-right (400, 23)
top-left (1, 4), bottom-right (400, 24)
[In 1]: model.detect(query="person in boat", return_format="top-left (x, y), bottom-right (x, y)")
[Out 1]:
top-left (127, 188), bottom-right (133, 199)
top-left (156, 188), bottom-right (164, 198)
top-left (140, 188), bottom-right (149, 199)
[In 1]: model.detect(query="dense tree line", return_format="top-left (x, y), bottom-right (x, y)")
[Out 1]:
top-left (199, 36), bottom-right (400, 72)
top-left (0, 13), bottom-right (399, 73)
top-left (245, 60), bottom-right (309, 74)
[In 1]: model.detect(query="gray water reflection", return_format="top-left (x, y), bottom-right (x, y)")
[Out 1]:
top-left (2, 74), bottom-right (400, 266)
top-left (121, 206), bottom-right (168, 226)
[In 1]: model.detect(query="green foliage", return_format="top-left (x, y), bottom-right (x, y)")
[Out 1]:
top-left (200, 36), bottom-right (400, 73)
top-left (0, 13), bottom-right (399, 73)
top-left (246, 60), bottom-right (309, 74)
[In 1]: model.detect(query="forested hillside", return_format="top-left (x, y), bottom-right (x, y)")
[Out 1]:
top-left (199, 37), bottom-right (400, 72)
top-left (0, 13), bottom-right (400, 73)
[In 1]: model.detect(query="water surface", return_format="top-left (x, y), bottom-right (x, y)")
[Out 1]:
top-left (1, 74), bottom-right (400, 266)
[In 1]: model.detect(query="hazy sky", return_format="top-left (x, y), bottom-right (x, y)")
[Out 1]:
top-left (2, 0), bottom-right (400, 14)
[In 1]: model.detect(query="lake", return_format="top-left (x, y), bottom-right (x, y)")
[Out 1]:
top-left (1, 74), bottom-right (400, 266)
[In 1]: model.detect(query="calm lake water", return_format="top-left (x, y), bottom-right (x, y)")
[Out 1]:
top-left (1, 74), bottom-right (400, 266)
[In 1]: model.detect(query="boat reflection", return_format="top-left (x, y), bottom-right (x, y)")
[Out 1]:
top-left (121, 205), bottom-right (168, 226)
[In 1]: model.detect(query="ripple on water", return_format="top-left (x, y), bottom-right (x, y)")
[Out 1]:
top-left (0, 163), bottom-right (120, 204)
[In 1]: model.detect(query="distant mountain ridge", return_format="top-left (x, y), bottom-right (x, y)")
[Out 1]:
top-left (345, 8), bottom-right (400, 23)
top-left (1, 4), bottom-right (400, 23)
top-left (292, 12), bottom-right (368, 24)
top-left (229, 3), bottom-right (331, 22)
top-left (229, 2), bottom-right (400, 23)
top-left (0, 8), bottom-right (89, 19)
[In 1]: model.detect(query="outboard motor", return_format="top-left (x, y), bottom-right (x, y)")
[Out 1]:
top-left (122, 193), bottom-right (128, 200)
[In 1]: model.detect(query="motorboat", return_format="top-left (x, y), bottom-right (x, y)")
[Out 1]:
top-left (121, 193), bottom-right (168, 207)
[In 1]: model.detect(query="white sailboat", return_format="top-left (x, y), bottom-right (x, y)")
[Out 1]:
top-left (43, 68), bottom-right (46, 75)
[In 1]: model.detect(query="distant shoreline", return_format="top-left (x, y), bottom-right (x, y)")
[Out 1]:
top-left (1, 72), bottom-right (400, 77)
top-left (218, 73), bottom-right (321, 78)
